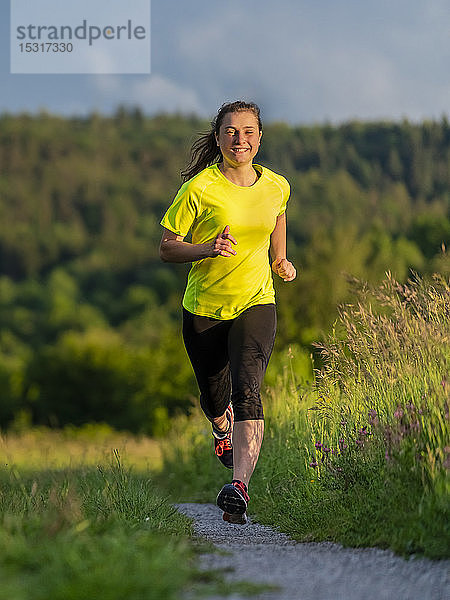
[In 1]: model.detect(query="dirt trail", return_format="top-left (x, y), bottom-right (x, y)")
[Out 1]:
top-left (176, 503), bottom-right (449, 600)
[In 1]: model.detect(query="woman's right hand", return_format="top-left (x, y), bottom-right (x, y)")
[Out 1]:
top-left (210, 225), bottom-right (238, 257)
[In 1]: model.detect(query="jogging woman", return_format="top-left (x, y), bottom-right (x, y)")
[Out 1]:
top-left (159, 100), bottom-right (296, 524)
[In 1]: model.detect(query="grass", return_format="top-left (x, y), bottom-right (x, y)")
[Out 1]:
top-left (0, 423), bottom-right (162, 472)
top-left (0, 451), bottom-right (201, 600)
top-left (0, 434), bottom-right (272, 598)
top-left (157, 272), bottom-right (450, 559)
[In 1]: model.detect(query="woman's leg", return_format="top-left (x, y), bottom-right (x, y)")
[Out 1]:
top-left (232, 420), bottom-right (264, 486)
top-left (227, 304), bottom-right (277, 485)
top-left (182, 308), bottom-right (232, 424)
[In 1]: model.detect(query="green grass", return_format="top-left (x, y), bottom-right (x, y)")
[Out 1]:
top-left (0, 449), bottom-right (250, 600)
top-left (0, 432), bottom-right (276, 598)
top-left (157, 272), bottom-right (450, 559)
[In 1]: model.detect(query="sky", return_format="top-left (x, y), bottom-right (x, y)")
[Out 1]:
top-left (1, 0), bottom-right (449, 125)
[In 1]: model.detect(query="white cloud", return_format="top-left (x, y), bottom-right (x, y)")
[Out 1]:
top-left (2, 0), bottom-right (448, 122)
top-left (91, 74), bottom-right (206, 114)
top-left (154, 0), bottom-right (450, 123)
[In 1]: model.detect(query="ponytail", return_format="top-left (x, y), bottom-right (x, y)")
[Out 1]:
top-left (181, 100), bottom-right (262, 183)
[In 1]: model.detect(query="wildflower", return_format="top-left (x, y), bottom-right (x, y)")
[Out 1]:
top-left (355, 439), bottom-right (364, 447)
top-left (331, 449), bottom-right (337, 455)
top-left (359, 426), bottom-right (368, 436)
top-left (322, 446), bottom-right (330, 453)
top-left (443, 447), bottom-right (450, 470)
top-left (394, 407), bottom-right (403, 419)
top-left (338, 439), bottom-right (347, 450)
top-left (309, 461), bottom-right (318, 468)
top-left (315, 441), bottom-right (322, 449)
top-left (368, 409), bottom-right (378, 424)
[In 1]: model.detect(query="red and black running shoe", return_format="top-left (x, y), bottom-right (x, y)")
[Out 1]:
top-left (212, 404), bottom-right (233, 469)
top-left (216, 479), bottom-right (249, 516)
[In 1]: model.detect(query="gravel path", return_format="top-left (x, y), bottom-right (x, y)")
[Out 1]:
top-left (176, 503), bottom-right (449, 600)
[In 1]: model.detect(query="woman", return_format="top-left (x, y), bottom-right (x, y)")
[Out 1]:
top-left (159, 100), bottom-right (296, 524)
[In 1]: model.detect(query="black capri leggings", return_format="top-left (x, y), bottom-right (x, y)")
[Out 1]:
top-left (182, 304), bottom-right (276, 422)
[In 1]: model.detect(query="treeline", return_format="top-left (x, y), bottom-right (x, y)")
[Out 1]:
top-left (0, 109), bottom-right (448, 433)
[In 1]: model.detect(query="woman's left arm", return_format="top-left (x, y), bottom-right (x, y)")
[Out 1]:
top-left (270, 213), bottom-right (297, 282)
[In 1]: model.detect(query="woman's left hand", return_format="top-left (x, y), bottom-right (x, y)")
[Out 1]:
top-left (272, 258), bottom-right (297, 282)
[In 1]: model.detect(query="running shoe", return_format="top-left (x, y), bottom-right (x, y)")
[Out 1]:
top-left (216, 479), bottom-right (249, 516)
top-left (222, 511), bottom-right (248, 525)
top-left (212, 404), bottom-right (233, 469)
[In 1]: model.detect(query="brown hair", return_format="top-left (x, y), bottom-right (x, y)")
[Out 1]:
top-left (181, 100), bottom-right (262, 182)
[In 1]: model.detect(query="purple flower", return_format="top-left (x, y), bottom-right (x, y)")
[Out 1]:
top-left (309, 461), bottom-right (318, 468)
top-left (356, 439), bottom-right (364, 447)
top-left (394, 407), bottom-right (403, 419)
top-left (322, 446), bottom-right (331, 453)
top-left (315, 441), bottom-right (322, 449)
top-left (338, 439), bottom-right (347, 450)
top-left (368, 409), bottom-right (377, 418)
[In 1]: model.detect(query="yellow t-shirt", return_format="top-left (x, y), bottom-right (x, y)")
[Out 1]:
top-left (160, 163), bottom-right (290, 319)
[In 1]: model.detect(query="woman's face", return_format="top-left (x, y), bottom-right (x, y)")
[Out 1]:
top-left (215, 111), bottom-right (262, 168)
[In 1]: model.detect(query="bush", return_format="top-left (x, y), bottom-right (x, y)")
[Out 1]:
top-left (24, 328), bottom-right (194, 435)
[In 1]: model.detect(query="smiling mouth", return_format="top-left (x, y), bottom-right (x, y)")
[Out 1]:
top-left (231, 148), bottom-right (248, 153)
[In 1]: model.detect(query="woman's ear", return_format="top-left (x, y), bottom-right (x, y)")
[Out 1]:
top-left (215, 132), bottom-right (220, 147)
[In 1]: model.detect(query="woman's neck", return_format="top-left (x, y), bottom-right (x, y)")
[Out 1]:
top-left (218, 162), bottom-right (258, 187)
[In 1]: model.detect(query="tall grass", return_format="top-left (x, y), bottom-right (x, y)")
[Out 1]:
top-left (0, 455), bottom-right (189, 600)
top-left (158, 271), bottom-right (450, 558)
top-left (308, 272), bottom-right (448, 489)
top-left (0, 449), bottom-right (231, 600)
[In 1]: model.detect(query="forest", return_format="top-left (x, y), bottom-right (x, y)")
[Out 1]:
top-left (0, 109), bottom-right (448, 433)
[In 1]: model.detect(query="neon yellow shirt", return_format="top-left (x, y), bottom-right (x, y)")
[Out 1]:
top-left (160, 163), bottom-right (290, 319)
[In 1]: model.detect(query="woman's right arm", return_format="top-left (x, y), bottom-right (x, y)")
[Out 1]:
top-left (159, 226), bottom-right (237, 263)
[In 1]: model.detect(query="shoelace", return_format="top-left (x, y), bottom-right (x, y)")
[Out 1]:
top-left (232, 479), bottom-right (249, 503)
top-left (215, 438), bottom-right (232, 456)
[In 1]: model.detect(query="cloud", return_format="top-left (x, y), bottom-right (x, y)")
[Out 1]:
top-left (1, 0), bottom-right (448, 122)
top-left (152, 0), bottom-right (450, 123)
top-left (91, 74), bottom-right (206, 114)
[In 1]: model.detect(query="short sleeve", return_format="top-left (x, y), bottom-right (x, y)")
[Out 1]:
top-left (277, 178), bottom-right (290, 216)
top-left (160, 183), bottom-right (199, 237)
